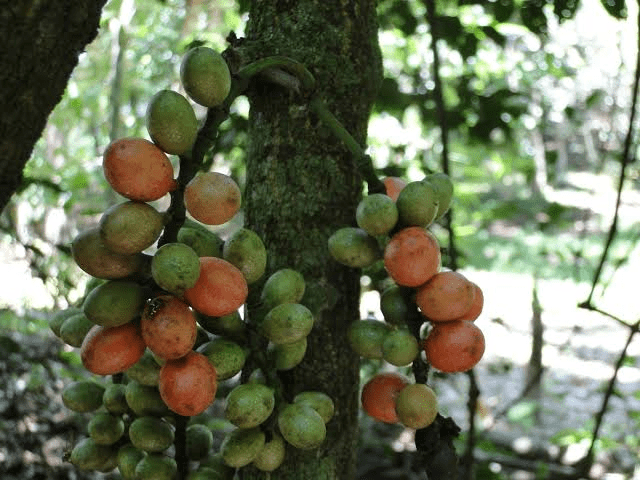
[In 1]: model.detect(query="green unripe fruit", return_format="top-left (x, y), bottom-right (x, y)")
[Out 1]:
top-left (117, 444), bottom-right (145, 480)
top-left (146, 89), bottom-right (198, 155)
top-left (347, 319), bottom-right (392, 359)
top-left (356, 193), bottom-right (399, 236)
top-left (260, 303), bottom-right (314, 345)
top-left (380, 284), bottom-right (409, 326)
top-left (126, 349), bottom-right (161, 386)
top-left (59, 312), bottom-right (93, 347)
top-left (425, 172), bottom-right (454, 220)
top-left (328, 227), bottom-right (380, 268)
top-left (178, 226), bottom-right (224, 257)
top-left (186, 424), bottom-right (214, 460)
top-left (151, 242), bottom-right (200, 295)
top-left (395, 383), bottom-right (438, 429)
top-left (197, 338), bottom-right (246, 381)
top-left (129, 416), bottom-right (174, 452)
top-left (382, 328), bottom-right (420, 366)
top-left (134, 454), bottom-right (178, 480)
top-left (62, 380), bottom-right (105, 413)
top-left (88, 412), bottom-right (125, 445)
top-left (181, 46), bottom-right (231, 107)
top-left (270, 336), bottom-right (307, 371)
top-left (224, 383), bottom-right (275, 429)
top-left (103, 383), bottom-right (128, 415)
top-left (396, 180), bottom-right (439, 228)
top-left (197, 311), bottom-right (247, 343)
top-left (99, 201), bottom-right (165, 255)
top-left (220, 427), bottom-right (266, 468)
top-left (188, 466), bottom-right (231, 480)
top-left (125, 380), bottom-right (170, 417)
top-left (70, 437), bottom-right (116, 471)
top-left (83, 280), bottom-right (147, 328)
top-left (223, 228), bottom-right (267, 284)
top-left (293, 391), bottom-right (335, 424)
top-left (277, 403), bottom-right (326, 450)
top-left (50, 307), bottom-right (81, 338)
top-left (199, 452), bottom-right (235, 479)
top-left (260, 268), bottom-right (306, 310)
top-left (252, 433), bottom-right (286, 472)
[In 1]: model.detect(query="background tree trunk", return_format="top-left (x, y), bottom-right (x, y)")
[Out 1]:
top-left (0, 1), bottom-right (106, 213)
top-left (241, 2), bottom-right (382, 479)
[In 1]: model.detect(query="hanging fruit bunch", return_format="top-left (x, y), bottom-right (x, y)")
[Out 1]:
top-left (329, 172), bottom-right (486, 429)
top-left (52, 46), bottom-right (336, 478)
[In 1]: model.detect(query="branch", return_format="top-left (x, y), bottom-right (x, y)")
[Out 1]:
top-left (583, 1), bottom-right (640, 306)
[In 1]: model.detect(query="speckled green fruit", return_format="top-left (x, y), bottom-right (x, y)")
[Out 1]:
top-left (270, 336), bottom-right (307, 371)
top-left (62, 381), bottom-right (105, 413)
top-left (88, 412), bottom-right (125, 445)
top-left (125, 381), bottom-right (170, 417)
top-left (59, 312), bottom-right (93, 347)
top-left (380, 284), bottom-right (409, 326)
top-left (197, 311), bottom-right (247, 343)
top-left (103, 383), bottom-right (128, 415)
top-left (252, 432), bottom-right (286, 472)
top-left (199, 452), bottom-right (235, 478)
top-left (425, 172), bottom-right (454, 220)
top-left (224, 383), bottom-right (275, 429)
top-left (83, 280), bottom-right (147, 328)
top-left (220, 427), bottom-right (266, 468)
top-left (186, 424), bottom-right (214, 460)
top-left (260, 303), bottom-right (314, 345)
top-left (117, 444), bottom-right (145, 480)
top-left (129, 416), bottom-right (174, 453)
top-left (223, 228), bottom-right (267, 284)
top-left (277, 403), bottom-right (326, 450)
top-left (146, 89), bottom-right (198, 155)
top-left (134, 454), bottom-right (177, 480)
top-left (126, 349), bottom-right (161, 386)
top-left (347, 319), bottom-right (391, 359)
top-left (70, 437), bottom-right (116, 471)
top-left (99, 201), bottom-right (165, 255)
top-left (260, 268), bottom-right (306, 310)
top-left (178, 226), bottom-right (224, 257)
top-left (356, 193), bottom-right (399, 236)
top-left (328, 227), bottom-right (380, 268)
top-left (181, 46), bottom-right (231, 107)
top-left (382, 328), bottom-right (420, 366)
top-left (197, 338), bottom-right (246, 381)
top-left (395, 383), bottom-right (438, 429)
top-left (151, 242), bottom-right (200, 295)
top-left (50, 307), bottom-right (81, 338)
top-left (396, 180), bottom-right (439, 228)
top-left (293, 391), bottom-right (335, 424)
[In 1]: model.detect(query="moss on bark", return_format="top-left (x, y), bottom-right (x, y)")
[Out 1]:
top-left (241, 1), bottom-right (382, 479)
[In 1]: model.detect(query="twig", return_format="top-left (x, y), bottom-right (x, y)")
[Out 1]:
top-left (583, 0), bottom-right (640, 307)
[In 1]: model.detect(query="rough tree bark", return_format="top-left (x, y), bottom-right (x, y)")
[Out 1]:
top-left (0, 2), bottom-right (107, 214)
top-left (240, 1), bottom-right (382, 479)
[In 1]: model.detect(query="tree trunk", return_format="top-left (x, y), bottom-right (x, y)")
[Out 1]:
top-left (241, 2), bottom-right (382, 479)
top-left (0, 1), bottom-right (107, 214)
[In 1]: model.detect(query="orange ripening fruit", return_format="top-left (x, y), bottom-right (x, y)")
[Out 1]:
top-left (415, 271), bottom-right (475, 322)
top-left (384, 227), bottom-right (441, 287)
top-left (103, 137), bottom-right (177, 201)
top-left (423, 320), bottom-right (485, 373)
top-left (383, 176), bottom-right (407, 202)
top-left (81, 322), bottom-right (146, 376)
top-left (141, 295), bottom-right (197, 360)
top-left (361, 372), bottom-right (409, 424)
top-left (458, 282), bottom-right (484, 321)
top-left (184, 257), bottom-right (248, 317)
top-left (184, 172), bottom-right (241, 225)
top-left (159, 351), bottom-right (217, 416)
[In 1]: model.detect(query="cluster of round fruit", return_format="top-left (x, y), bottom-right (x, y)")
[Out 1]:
top-left (328, 172), bottom-right (486, 428)
top-left (219, 383), bottom-right (334, 470)
top-left (50, 44), bottom-right (338, 477)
